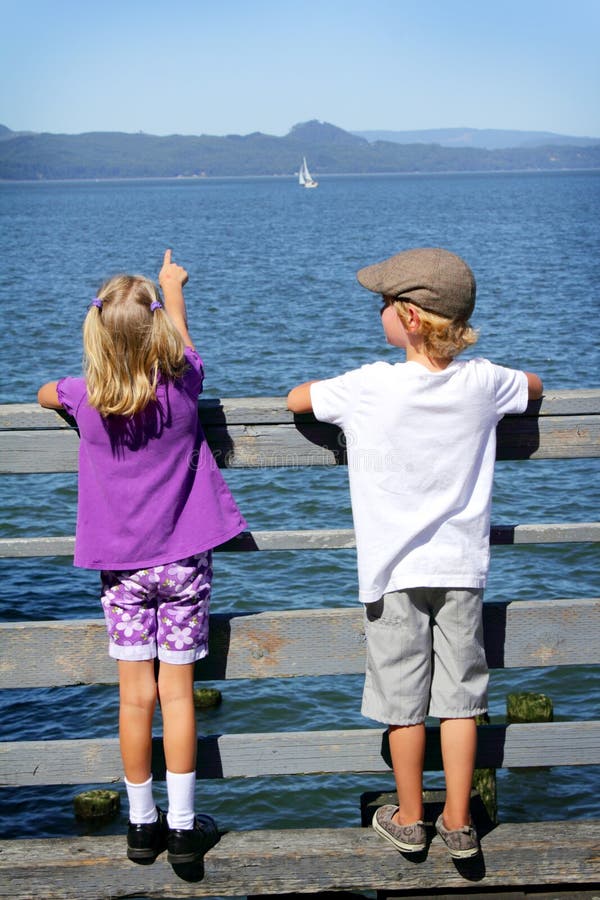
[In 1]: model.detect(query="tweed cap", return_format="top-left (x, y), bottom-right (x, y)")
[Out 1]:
top-left (357, 247), bottom-right (476, 320)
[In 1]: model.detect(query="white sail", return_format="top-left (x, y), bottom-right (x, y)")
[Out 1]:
top-left (298, 156), bottom-right (318, 188)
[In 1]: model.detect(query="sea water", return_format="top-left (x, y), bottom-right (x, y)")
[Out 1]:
top-left (0, 171), bottom-right (598, 839)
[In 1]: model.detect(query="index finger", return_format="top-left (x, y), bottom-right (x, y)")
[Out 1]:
top-left (163, 249), bottom-right (172, 266)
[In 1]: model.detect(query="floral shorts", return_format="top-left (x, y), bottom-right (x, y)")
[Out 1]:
top-left (100, 552), bottom-right (212, 664)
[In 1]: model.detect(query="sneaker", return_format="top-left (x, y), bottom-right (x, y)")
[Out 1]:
top-left (127, 807), bottom-right (168, 864)
top-left (435, 814), bottom-right (480, 859)
top-left (167, 813), bottom-right (219, 865)
top-left (372, 805), bottom-right (427, 853)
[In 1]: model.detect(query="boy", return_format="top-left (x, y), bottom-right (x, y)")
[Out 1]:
top-left (287, 247), bottom-right (543, 859)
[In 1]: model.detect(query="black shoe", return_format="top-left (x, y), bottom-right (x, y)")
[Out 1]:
top-left (127, 807), bottom-right (169, 864)
top-left (167, 814), bottom-right (219, 865)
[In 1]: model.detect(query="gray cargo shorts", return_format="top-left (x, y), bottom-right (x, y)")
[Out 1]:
top-left (361, 587), bottom-right (488, 726)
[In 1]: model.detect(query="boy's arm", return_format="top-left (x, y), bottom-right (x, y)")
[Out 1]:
top-left (525, 371), bottom-right (543, 399)
top-left (158, 249), bottom-right (195, 348)
top-left (287, 381), bottom-right (319, 414)
top-left (38, 381), bottom-right (63, 409)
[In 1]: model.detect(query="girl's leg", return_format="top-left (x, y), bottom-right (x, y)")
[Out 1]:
top-left (118, 659), bottom-right (160, 827)
top-left (440, 716), bottom-right (477, 829)
top-left (158, 661), bottom-right (197, 830)
top-left (388, 722), bottom-right (426, 824)
top-left (118, 659), bottom-right (158, 783)
top-left (153, 554), bottom-right (211, 834)
top-left (158, 661), bottom-right (197, 773)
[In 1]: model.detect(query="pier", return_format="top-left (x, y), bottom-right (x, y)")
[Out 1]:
top-left (0, 390), bottom-right (599, 898)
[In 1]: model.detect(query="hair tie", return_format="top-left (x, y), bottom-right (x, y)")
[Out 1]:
top-left (150, 300), bottom-right (163, 312)
top-left (90, 297), bottom-right (103, 309)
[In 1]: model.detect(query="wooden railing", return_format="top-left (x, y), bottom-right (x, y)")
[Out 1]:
top-left (0, 390), bottom-right (599, 899)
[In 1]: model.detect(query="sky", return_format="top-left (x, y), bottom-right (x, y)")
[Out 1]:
top-left (1, 0), bottom-right (599, 138)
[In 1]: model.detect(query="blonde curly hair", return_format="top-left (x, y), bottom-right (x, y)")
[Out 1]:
top-left (392, 298), bottom-right (478, 360)
top-left (83, 274), bottom-right (187, 417)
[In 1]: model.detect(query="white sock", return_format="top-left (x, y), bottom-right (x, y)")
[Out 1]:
top-left (166, 770), bottom-right (196, 830)
top-left (124, 775), bottom-right (158, 825)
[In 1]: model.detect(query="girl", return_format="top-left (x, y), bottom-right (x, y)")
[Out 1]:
top-left (38, 249), bottom-right (247, 867)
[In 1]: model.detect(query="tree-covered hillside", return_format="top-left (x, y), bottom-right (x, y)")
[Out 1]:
top-left (1, 120), bottom-right (598, 180)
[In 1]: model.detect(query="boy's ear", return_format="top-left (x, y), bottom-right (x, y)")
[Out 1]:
top-left (406, 304), bottom-right (421, 331)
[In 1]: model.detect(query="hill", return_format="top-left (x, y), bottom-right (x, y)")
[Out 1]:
top-left (351, 127), bottom-right (600, 149)
top-left (0, 120), bottom-right (599, 180)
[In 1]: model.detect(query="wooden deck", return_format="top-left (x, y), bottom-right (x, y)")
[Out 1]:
top-left (2, 821), bottom-right (599, 900)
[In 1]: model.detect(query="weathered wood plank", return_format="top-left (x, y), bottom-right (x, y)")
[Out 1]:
top-left (0, 428), bottom-right (79, 473)
top-left (1, 414), bottom-right (600, 473)
top-left (2, 522), bottom-right (598, 559)
top-left (1, 722), bottom-right (599, 786)
top-left (495, 414), bottom-right (600, 459)
top-left (483, 597), bottom-right (600, 669)
top-left (0, 619), bottom-right (118, 687)
top-left (0, 423), bottom-right (344, 472)
top-left (488, 521), bottom-right (600, 545)
top-left (0, 599), bottom-right (597, 689)
top-left (1, 820), bottom-right (599, 899)
top-left (0, 535), bottom-right (77, 558)
top-left (2, 390), bottom-right (599, 429)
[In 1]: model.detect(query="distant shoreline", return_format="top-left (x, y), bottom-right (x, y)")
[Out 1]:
top-left (2, 167), bottom-right (600, 186)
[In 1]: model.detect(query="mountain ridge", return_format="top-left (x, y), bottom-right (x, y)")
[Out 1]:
top-left (351, 126), bottom-right (600, 149)
top-left (1, 120), bottom-right (598, 180)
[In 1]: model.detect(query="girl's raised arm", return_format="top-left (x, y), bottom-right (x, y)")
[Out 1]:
top-left (158, 249), bottom-right (195, 348)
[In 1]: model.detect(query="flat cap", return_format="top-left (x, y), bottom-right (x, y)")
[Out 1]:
top-left (357, 247), bottom-right (476, 320)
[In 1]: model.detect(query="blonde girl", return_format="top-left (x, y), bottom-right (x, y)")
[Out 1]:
top-left (39, 250), bottom-right (246, 868)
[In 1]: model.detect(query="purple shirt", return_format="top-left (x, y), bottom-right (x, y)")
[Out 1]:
top-left (57, 347), bottom-right (247, 570)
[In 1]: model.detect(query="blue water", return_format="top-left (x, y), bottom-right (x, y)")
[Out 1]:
top-left (0, 172), bottom-right (598, 840)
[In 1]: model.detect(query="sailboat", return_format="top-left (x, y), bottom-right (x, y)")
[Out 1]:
top-left (298, 156), bottom-right (318, 188)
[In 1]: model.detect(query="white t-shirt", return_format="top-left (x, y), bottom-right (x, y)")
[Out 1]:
top-left (311, 357), bottom-right (529, 603)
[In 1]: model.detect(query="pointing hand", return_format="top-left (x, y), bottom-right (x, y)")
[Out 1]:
top-left (159, 249), bottom-right (188, 290)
